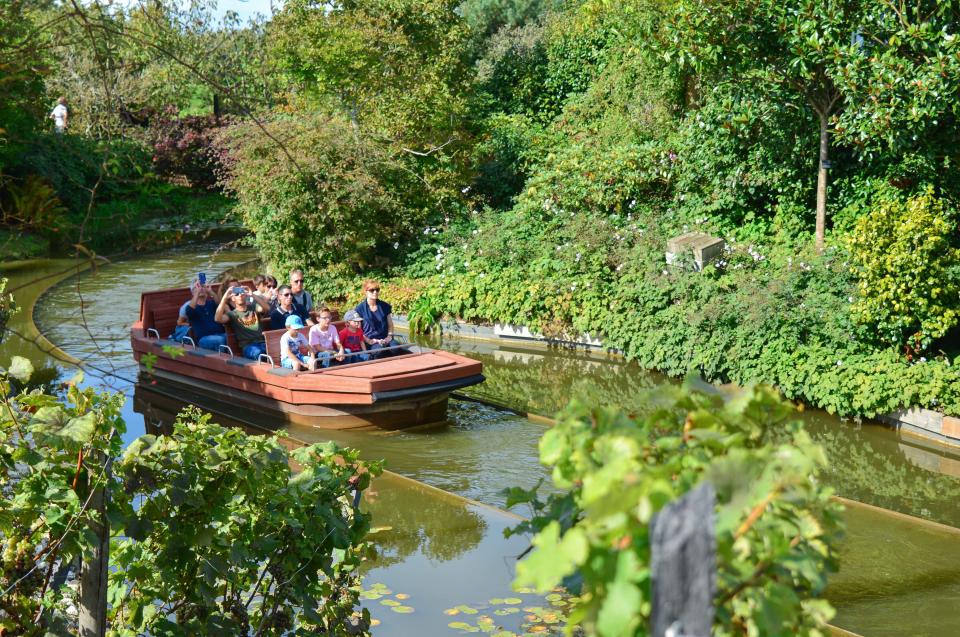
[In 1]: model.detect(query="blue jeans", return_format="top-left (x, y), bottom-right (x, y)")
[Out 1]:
top-left (344, 347), bottom-right (370, 363)
top-left (242, 342), bottom-right (266, 360)
top-left (315, 351), bottom-right (334, 368)
top-left (281, 352), bottom-right (309, 369)
top-left (198, 334), bottom-right (227, 351)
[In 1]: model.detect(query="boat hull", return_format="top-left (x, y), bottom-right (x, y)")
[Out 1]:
top-left (138, 367), bottom-right (466, 430)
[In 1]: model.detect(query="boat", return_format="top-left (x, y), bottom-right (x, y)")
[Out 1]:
top-left (130, 283), bottom-right (484, 430)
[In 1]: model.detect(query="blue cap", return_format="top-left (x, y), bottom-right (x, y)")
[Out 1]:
top-left (285, 315), bottom-right (305, 329)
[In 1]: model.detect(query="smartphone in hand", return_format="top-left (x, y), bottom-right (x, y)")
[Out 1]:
top-left (198, 272), bottom-right (206, 285)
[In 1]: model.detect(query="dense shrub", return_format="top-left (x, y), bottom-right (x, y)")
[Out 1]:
top-left (149, 109), bottom-right (230, 190)
top-left (848, 188), bottom-right (960, 351)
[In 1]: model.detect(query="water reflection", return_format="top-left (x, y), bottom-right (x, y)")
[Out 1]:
top-left (426, 334), bottom-right (960, 528)
top-left (134, 381), bottom-right (489, 568)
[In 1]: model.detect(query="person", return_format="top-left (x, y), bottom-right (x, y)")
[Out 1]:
top-left (170, 276), bottom-right (223, 341)
top-left (184, 281), bottom-right (227, 350)
top-left (338, 309), bottom-right (370, 363)
top-left (279, 315), bottom-right (316, 371)
top-left (308, 308), bottom-right (345, 367)
top-left (270, 284), bottom-right (309, 328)
top-left (354, 279), bottom-right (397, 357)
top-left (214, 284), bottom-right (270, 359)
top-left (50, 97), bottom-right (68, 133)
top-left (254, 274), bottom-right (278, 306)
top-left (289, 269), bottom-right (315, 323)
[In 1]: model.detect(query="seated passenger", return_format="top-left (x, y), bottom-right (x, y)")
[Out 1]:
top-left (214, 284), bottom-right (270, 359)
top-left (338, 310), bottom-right (371, 362)
top-left (280, 315), bottom-right (316, 371)
top-left (185, 281), bottom-right (227, 350)
top-left (308, 309), bottom-right (345, 368)
top-left (270, 285), bottom-right (310, 327)
top-left (254, 274), bottom-right (278, 306)
top-left (289, 269), bottom-right (316, 325)
top-left (355, 279), bottom-right (398, 357)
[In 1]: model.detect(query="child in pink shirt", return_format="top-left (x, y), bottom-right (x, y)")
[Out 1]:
top-left (308, 309), bottom-right (345, 367)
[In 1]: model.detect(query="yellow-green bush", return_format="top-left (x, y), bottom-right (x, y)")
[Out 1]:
top-left (848, 188), bottom-right (960, 351)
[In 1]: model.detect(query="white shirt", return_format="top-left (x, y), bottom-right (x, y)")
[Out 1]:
top-left (280, 331), bottom-right (309, 358)
top-left (51, 104), bottom-right (67, 128)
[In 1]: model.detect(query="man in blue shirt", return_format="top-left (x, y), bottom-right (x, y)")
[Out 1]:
top-left (185, 282), bottom-right (227, 350)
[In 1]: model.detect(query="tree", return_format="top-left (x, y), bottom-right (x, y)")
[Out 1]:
top-left (0, 354), bottom-right (380, 636)
top-left (664, 0), bottom-right (960, 251)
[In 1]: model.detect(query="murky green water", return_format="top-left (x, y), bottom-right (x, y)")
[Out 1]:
top-left (4, 246), bottom-right (960, 636)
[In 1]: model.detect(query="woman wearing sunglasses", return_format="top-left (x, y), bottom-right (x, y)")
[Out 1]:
top-left (354, 279), bottom-right (397, 358)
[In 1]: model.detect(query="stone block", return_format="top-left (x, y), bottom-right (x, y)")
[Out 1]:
top-left (942, 416), bottom-right (960, 440)
top-left (883, 407), bottom-right (943, 434)
top-left (665, 232), bottom-right (725, 271)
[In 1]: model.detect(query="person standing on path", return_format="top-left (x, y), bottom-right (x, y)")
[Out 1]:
top-left (50, 97), bottom-right (68, 133)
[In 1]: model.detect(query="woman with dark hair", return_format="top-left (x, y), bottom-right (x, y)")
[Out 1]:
top-left (354, 279), bottom-right (397, 357)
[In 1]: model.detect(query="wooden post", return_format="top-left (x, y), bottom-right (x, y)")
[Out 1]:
top-left (815, 110), bottom-right (829, 252)
top-left (78, 455), bottom-right (110, 637)
top-left (650, 482), bottom-right (716, 637)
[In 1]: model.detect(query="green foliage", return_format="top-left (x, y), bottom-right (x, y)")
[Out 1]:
top-left (0, 1), bottom-right (46, 172)
top-left (508, 384), bottom-right (843, 636)
top-left (111, 407), bottom-right (380, 635)
top-left (848, 188), bottom-right (960, 350)
top-left (407, 292), bottom-right (443, 335)
top-left (0, 354), bottom-right (380, 635)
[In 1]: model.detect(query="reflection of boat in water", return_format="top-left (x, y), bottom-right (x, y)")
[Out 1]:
top-left (130, 286), bottom-right (483, 430)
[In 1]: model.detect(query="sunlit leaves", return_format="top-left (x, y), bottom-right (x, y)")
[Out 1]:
top-left (508, 385), bottom-right (844, 636)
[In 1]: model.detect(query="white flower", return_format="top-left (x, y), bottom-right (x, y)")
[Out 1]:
top-left (570, 283), bottom-right (577, 290)
top-left (423, 227), bottom-right (431, 235)
top-left (847, 296), bottom-right (854, 303)
top-left (463, 261), bottom-right (469, 268)
top-left (919, 357), bottom-right (927, 363)
top-left (472, 229), bottom-right (479, 235)
top-left (479, 273), bottom-right (485, 278)
top-left (393, 242), bottom-right (399, 249)
top-left (836, 360), bottom-right (842, 366)
top-left (616, 264), bottom-right (623, 272)
top-left (461, 186), bottom-right (471, 194)
top-left (575, 253), bottom-right (581, 262)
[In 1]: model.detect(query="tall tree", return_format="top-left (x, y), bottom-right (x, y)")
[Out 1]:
top-left (664, 0), bottom-right (960, 250)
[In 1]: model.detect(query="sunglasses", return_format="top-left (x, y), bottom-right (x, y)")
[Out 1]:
top-left (366, 288), bottom-right (380, 293)
top-left (281, 292), bottom-right (292, 297)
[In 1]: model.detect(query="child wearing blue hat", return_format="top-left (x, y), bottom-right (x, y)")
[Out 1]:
top-left (280, 315), bottom-right (316, 371)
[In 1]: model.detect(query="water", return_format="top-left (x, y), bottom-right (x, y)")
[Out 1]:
top-left (5, 247), bottom-right (960, 635)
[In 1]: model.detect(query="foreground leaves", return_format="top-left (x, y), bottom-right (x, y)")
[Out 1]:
top-left (508, 383), bottom-right (844, 637)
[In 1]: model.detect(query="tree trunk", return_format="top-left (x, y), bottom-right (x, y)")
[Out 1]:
top-left (78, 456), bottom-right (110, 637)
top-left (815, 111), bottom-right (829, 252)
top-left (213, 93), bottom-right (222, 122)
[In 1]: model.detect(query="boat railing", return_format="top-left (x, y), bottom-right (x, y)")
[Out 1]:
top-left (146, 328), bottom-right (160, 340)
top-left (258, 353), bottom-right (275, 367)
top-left (180, 336), bottom-right (196, 349)
top-left (218, 344), bottom-right (234, 358)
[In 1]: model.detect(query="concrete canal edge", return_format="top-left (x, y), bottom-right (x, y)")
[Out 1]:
top-left (395, 316), bottom-right (960, 450)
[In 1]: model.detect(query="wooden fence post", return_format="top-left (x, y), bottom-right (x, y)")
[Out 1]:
top-left (650, 482), bottom-right (716, 637)
top-left (78, 454), bottom-right (110, 637)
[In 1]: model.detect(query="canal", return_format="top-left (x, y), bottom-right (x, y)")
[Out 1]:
top-left (3, 245), bottom-right (960, 636)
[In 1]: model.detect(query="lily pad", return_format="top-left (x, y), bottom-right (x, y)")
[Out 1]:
top-left (456, 604), bottom-right (479, 615)
top-left (502, 597), bottom-right (522, 605)
top-left (445, 608), bottom-right (461, 616)
top-left (391, 605), bottom-right (414, 614)
top-left (395, 593), bottom-right (410, 600)
top-left (448, 621), bottom-right (480, 632)
top-left (380, 599), bottom-right (401, 607)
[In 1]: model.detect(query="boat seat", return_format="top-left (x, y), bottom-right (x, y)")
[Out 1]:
top-left (225, 357), bottom-right (256, 367)
top-left (151, 339), bottom-right (185, 350)
top-left (186, 348), bottom-right (216, 357)
top-left (267, 367), bottom-right (297, 377)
